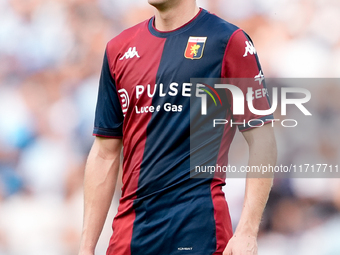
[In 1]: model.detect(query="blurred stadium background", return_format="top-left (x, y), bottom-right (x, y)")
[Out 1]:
top-left (0, 0), bottom-right (339, 254)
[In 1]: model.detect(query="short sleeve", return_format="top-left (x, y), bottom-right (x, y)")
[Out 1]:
top-left (93, 49), bottom-right (124, 138)
top-left (222, 29), bottom-right (274, 132)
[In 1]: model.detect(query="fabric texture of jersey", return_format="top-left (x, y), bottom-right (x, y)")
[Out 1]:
top-left (93, 9), bottom-right (273, 255)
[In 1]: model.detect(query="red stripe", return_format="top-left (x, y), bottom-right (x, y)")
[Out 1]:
top-left (105, 21), bottom-right (166, 255)
top-left (209, 42), bottom-right (247, 253)
top-left (211, 110), bottom-right (235, 254)
top-left (221, 29), bottom-right (242, 77)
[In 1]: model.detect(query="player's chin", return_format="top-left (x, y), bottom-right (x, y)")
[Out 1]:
top-left (148, 0), bottom-right (168, 8)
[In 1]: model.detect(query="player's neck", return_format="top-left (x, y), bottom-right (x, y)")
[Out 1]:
top-left (153, 3), bottom-right (200, 32)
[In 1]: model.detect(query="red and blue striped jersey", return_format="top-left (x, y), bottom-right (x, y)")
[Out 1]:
top-left (94, 8), bottom-right (272, 255)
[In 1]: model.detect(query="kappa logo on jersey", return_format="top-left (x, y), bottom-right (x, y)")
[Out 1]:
top-left (184, 37), bottom-right (207, 59)
top-left (119, 47), bottom-right (140, 60)
top-left (118, 89), bottom-right (130, 116)
top-left (243, 41), bottom-right (257, 57)
top-left (254, 70), bottom-right (264, 85)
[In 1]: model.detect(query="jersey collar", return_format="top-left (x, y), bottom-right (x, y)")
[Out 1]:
top-left (148, 8), bottom-right (207, 38)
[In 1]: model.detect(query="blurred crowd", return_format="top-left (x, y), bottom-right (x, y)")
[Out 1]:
top-left (0, 0), bottom-right (339, 254)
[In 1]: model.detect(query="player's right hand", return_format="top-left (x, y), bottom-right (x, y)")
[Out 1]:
top-left (223, 233), bottom-right (258, 255)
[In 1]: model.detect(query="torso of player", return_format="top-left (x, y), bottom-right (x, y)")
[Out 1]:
top-left (99, 9), bottom-right (272, 255)
top-left (106, 10), bottom-right (239, 198)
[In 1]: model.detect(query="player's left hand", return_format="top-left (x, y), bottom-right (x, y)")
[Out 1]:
top-left (222, 233), bottom-right (258, 255)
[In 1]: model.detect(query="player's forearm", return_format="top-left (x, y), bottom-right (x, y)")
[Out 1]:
top-left (79, 138), bottom-right (122, 254)
top-left (236, 125), bottom-right (277, 236)
top-left (235, 178), bottom-right (273, 236)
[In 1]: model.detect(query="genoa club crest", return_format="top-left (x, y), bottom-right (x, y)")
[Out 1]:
top-left (184, 37), bottom-right (207, 60)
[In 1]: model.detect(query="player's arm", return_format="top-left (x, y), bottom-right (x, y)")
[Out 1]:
top-left (223, 124), bottom-right (276, 255)
top-left (222, 28), bottom-right (277, 254)
top-left (78, 137), bottom-right (122, 255)
top-left (79, 46), bottom-right (124, 254)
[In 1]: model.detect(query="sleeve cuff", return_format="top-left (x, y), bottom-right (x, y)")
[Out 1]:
top-left (93, 127), bottom-right (123, 138)
top-left (238, 114), bottom-right (274, 132)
